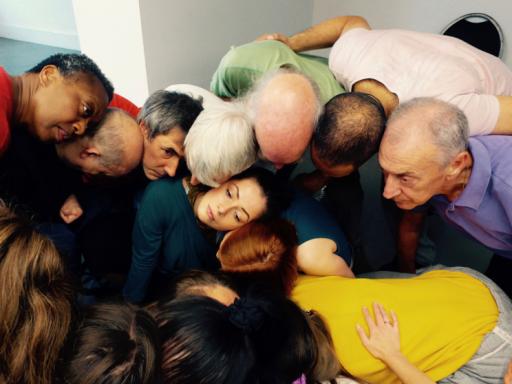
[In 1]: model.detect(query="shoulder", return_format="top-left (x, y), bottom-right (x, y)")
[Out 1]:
top-left (141, 178), bottom-right (185, 206)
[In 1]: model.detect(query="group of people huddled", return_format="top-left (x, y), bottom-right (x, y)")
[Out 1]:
top-left (1, 14), bottom-right (512, 384)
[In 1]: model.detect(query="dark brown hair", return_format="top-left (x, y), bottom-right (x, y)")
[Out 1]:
top-left (0, 205), bottom-right (73, 384)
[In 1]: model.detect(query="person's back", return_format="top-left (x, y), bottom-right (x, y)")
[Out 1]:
top-left (292, 270), bottom-right (499, 383)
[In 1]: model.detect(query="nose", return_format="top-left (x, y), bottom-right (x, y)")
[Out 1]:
top-left (382, 174), bottom-right (401, 200)
top-left (163, 157), bottom-right (180, 177)
top-left (217, 201), bottom-right (235, 216)
top-left (72, 119), bottom-right (88, 136)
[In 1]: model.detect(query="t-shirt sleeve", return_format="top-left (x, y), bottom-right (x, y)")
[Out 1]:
top-left (449, 93), bottom-right (500, 136)
top-left (109, 93), bottom-right (141, 118)
top-left (281, 190), bottom-right (352, 264)
top-left (0, 114), bottom-right (10, 155)
top-left (123, 180), bottom-right (170, 302)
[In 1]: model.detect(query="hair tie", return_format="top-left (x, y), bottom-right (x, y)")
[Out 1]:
top-left (225, 297), bottom-right (265, 333)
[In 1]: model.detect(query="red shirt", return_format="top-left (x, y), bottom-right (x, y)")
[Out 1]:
top-left (0, 67), bottom-right (13, 156)
top-left (109, 93), bottom-right (140, 118)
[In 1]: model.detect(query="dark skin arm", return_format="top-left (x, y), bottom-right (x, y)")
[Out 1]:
top-left (397, 211), bottom-right (426, 273)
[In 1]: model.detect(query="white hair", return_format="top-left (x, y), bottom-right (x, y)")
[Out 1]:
top-left (184, 101), bottom-right (257, 187)
top-left (387, 97), bottom-right (469, 166)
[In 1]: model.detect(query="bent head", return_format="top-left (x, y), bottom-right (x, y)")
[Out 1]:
top-left (56, 108), bottom-right (143, 177)
top-left (312, 92), bottom-right (386, 178)
top-left (139, 90), bottom-right (203, 180)
top-left (0, 205), bottom-right (73, 384)
top-left (217, 219), bottom-right (298, 295)
top-left (248, 68), bottom-right (322, 169)
top-left (194, 167), bottom-right (290, 231)
top-left (65, 303), bottom-right (160, 384)
top-left (185, 101), bottom-right (257, 187)
top-left (379, 98), bottom-right (470, 210)
top-left (155, 293), bottom-right (317, 384)
top-left (26, 53), bottom-right (113, 143)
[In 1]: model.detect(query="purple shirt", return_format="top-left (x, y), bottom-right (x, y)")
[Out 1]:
top-left (429, 136), bottom-right (512, 258)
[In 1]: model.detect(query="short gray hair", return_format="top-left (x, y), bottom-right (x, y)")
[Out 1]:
top-left (245, 66), bottom-right (323, 126)
top-left (185, 101), bottom-right (257, 187)
top-left (387, 97), bottom-right (469, 166)
top-left (137, 90), bottom-right (203, 139)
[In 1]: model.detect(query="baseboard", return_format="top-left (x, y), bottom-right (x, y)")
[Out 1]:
top-left (0, 23), bottom-right (80, 50)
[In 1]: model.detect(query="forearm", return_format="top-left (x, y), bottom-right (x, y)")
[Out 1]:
top-left (397, 211), bottom-right (425, 273)
top-left (383, 352), bottom-right (435, 384)
top-left (288, 16), bottom-right (370, 52)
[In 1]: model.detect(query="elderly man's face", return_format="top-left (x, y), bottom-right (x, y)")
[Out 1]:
top-left (379, 139), bottom-right (448, 210)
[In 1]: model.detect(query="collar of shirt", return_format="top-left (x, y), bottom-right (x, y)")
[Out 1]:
top-left (451, 138), bottom-right (491, 210)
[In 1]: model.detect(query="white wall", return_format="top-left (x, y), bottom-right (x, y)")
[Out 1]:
top-left (139, 0), bottom-right (312, 93)
top-left (312, 0), bottom-right (512, 67)
top-left (0, 0), bottom-right (78, 49)
top-left (73, 0), bottom-right (149, 106)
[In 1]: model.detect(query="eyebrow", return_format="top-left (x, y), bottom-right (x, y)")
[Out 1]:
top-left (233, 183), bottom-right (250, 221)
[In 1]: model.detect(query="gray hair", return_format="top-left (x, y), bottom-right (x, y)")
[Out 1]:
top-left (387, 97), bottom-right (469, 166)
top-left (244, 66), bottom-right (323, 126)
top-left (137, 90), bottom-right (203, 139)
top-left (184, 101), bottom-right (257, 187)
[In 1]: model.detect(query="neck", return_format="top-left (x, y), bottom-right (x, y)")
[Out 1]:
top-left (445, 153), bottom-right (474, 201)
top-left (352, 79), bottom-right (398, 117)
top-left (11, 73), bottom-right (37, 127)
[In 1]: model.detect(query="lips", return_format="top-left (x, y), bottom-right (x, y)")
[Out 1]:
top-left (55, 126), bottom-right (71, 142)
top-left (207, 205), bottom-right (215, 221)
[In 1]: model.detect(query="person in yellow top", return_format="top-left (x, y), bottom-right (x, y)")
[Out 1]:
top-left (293, 267), bottom-right (511, 383)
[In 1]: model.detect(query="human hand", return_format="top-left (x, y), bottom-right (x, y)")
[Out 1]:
top-left (356, 302), bottom-right (401, 362)
top-left (255, 32), bottom-right (291, 48)
top-left (60, 194), bottom-right (83, 224)
top-left (505, 359), bottom-right (512, 384)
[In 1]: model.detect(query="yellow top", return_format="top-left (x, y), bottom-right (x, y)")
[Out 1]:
top-left (292, 271), bottom-right (498, 384)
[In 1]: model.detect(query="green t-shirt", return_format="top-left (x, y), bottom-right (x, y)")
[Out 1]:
top-left (211, 40), bottom-right (345, 104)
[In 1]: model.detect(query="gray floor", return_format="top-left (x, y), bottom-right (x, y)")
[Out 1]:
top-left (0, 37), bottom-right (79, 75)
top-left (0, 37), bottom-right (493, 272)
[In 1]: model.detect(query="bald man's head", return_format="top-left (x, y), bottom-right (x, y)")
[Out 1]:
top-left (56, 108), bottom-right (144, 177)
top-left (248, 68), bottom-right (322, 169)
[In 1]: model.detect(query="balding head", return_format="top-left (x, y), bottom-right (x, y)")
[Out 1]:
top-left (56, 108), bottom-right (144, 177)
top-left (379, 98), bottom-right (470, 209)
top-left (248, 68), bottom-right (322, 169)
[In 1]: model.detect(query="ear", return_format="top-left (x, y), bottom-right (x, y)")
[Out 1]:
top-left (445, 151), bottom-right (470, 179)
top-left (80, 146), bottom-right (101, 159)
top-left (139, 121), bottom-right (150, 139)
top-left (38, 65), bottom-right (60, 87)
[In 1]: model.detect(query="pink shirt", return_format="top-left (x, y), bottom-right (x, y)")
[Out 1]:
top-left (329, 28), bottom-right (512, 135)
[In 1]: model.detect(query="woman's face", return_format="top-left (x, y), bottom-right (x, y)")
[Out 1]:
top-left (142, 124), bottom-right (186, 180)
top-left (195, 177), bottom-right (267, 231)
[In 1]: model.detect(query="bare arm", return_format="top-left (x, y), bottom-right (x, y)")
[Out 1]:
top-left (296, 238), bottom-right (354, 277)
top-left (493, 96), bottom-right (512, 135)
top-left (397, 211), bottom-right (426, 273)
top-left (357, 303), bottom-right (435, 384)
top-left (256, 16), bottom-right (370, 52)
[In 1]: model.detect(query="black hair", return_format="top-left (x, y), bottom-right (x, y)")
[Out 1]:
top-left (27, 53), bottom-right (114, 101)
top-left (156, 292), bottom-right (316, 384)
top-left (314, 92), bottom-right (386, 167)
top-left (231, 166), bottom-right (292, 220)
top-left (138, 90), bottom-right (204, 138)
top-left (64, 302), bottom-right (160, 384)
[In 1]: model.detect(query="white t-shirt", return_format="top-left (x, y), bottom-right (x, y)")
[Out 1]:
top-left (329, 28), bottom-right (512, 135)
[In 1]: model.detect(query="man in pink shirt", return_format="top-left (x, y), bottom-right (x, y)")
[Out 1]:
top-left (259, 15), bottom-right (512, 178)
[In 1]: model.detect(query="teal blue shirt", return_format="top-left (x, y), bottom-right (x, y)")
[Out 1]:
top-left (124, 178), bottom-right (217, 302)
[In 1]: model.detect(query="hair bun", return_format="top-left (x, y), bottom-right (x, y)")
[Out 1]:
top-left (225, 297), bottom-right (265, 333)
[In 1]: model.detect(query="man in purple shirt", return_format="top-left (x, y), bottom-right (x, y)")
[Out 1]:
top-left (379, 97), bottom-right (512, 295)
